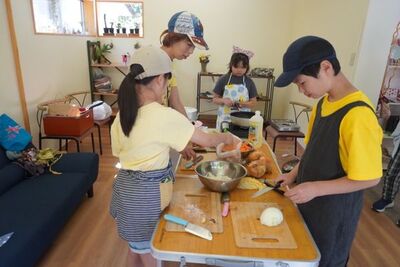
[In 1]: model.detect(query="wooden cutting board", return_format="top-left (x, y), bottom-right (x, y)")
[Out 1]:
top-left (165, 178), bottom-right (223, 233)
top-left (230, 201), bottom-right (297, 249)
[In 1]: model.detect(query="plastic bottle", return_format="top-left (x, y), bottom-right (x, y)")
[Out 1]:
top-left (248, 111), bottom-right (264, 148)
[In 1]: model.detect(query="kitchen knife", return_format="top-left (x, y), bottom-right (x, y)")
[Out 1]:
top-left (251, 181), bottom-right (283, 198)
top-left (193, 147), bottom-right (216, 153)
top-left (184, 155), bottom-right (204, 169)
top-left (221, 192), bottom-right (230, 217)
top-left (251, 186), bottom-right (274, 198)
top-left (0, 232), bottom-right (13, 248)
top-left (164, 214), bottom-right (212, 240)
top-left (264, 180), bottom-right (285, 195)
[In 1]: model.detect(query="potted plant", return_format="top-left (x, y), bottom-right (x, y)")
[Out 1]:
top-left (122, 27), bottom-right (126, 34)
top-left (109, 22), bottom-right (114, 35)
top-left (92, 42), bottom-right (114, 64)
top-left (199, 54), bottom-right (210, 73)
top-left (134, 42), bottom-right (141, 49)
top-left (116, 23), bottom-right (121, 34)
top-left (103, 14), bottom-right (108, 35)
top-left (134, 23), bottom-right (139, 34)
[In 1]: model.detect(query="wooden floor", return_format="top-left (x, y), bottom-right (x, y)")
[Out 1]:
top-left (37, 126), bottom-right (400, 267)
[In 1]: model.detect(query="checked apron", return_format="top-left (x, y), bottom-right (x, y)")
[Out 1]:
top-left (297, 99), bottom-right (374, 267)
top-left (110, 162), bottom-right (174, 242)
top-left (216, 74), bottom-right (250, 131)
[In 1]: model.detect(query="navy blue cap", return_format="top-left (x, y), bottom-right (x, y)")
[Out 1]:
top-left (275, 36), bottom-right (337, 87)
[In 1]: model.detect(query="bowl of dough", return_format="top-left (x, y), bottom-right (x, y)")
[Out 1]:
top-left (195, 160), bottom-right (247, 192)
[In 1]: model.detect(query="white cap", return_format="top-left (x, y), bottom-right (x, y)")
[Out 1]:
top-left (131, 45), bottom-right (172, 80)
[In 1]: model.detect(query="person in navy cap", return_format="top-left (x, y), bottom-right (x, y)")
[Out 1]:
top-left (274, 36), bottom-right (382, 266)
top-left (159, 11), bottom-right (208, 161)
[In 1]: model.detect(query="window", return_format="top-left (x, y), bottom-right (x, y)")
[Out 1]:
top-left (96, 1), bottom-right (143, 37)
top-left (31, 0), bottom-right (143, 37)
top-left (31, 0), bottom-right (96, 35)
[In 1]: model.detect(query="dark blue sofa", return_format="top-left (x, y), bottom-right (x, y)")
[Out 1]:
top-left (0, 146), bottom-right (99, 267)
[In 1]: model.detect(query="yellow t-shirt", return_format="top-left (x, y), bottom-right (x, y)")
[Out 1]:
top-left (305, 91), bottom-right (382, 181)
top-left (111, 102), bottom-right (194, 171)
top-left (161, 63), bottom-right (178, 106)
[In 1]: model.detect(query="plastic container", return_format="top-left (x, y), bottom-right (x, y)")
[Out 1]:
top-left (184, 106), bottom-right (198, 122)
top-left (216, 135), bottom-right (242, 163)
top-left (248, 111), bottom-right (264, 148)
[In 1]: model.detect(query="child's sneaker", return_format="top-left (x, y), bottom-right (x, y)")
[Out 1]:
top-left (372, 198), bottom-right (394, 212)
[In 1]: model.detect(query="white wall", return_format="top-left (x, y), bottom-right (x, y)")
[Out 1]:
top-left (2, 0), bottom-right (397, 149)
top-left (0, 0), bottom-right (24, 126)
top-left (280, 0), bottom-right (370, 147)
top-left (353, 0), bottom-right (400, 107)
top-left (10, 0), bottom-right (97, 145)
top-left (103, 0), bottom-right (294, 118)
top-left (3, 0), bottom-right (294, 146)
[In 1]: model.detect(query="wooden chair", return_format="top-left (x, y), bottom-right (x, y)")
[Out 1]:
top-left (265, 101), bottom-right (312, 155)
top-left (37, 97), bottom-right (96, 153)
top-left (66, 91), bottom-right (112, 155)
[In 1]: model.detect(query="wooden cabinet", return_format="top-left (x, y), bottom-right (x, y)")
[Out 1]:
top-left (196, 72), bottom-right (275, 120)
top-left (86, 41), bottom-right (128, 107)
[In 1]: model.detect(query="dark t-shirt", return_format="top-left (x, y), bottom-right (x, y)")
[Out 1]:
top-left (213, 73), bottom-right (258, 98)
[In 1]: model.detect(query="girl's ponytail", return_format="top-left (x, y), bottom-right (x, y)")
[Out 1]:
top-left (118, 64), bottom-right (143, 136)
top-left (118, 62), bottom-right (170, 136)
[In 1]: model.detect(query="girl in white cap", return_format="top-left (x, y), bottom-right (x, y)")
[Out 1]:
top-left (110, 45), bottom-right (239, 267)
top-left (160, 11), bottom-right (209, 160)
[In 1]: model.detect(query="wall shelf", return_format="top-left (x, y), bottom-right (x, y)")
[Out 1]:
top-left (87, 41), bottom-right (127, 107)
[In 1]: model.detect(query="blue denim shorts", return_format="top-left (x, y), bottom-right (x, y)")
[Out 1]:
top-left (128, 240), bottom-right (151, 254)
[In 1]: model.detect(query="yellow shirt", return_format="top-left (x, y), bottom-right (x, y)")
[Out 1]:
top-left (305, 91), bottom-right (382, 181)
top-left (111, 102), bottom-right (194, 171)
top-left (161, 63), bottom-right (178, 106)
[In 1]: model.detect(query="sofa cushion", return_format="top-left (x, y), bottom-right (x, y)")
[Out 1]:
top-left (0, 146), bottom-right (10, 169)
top-left (0, 163), bottom-right (26, 196)
top-left (51, 152), bottom-right (99, 179)
top-left (0, 171), bottom-right (95, 267)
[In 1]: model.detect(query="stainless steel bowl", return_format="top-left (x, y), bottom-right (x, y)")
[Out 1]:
top-left (195, 160), bottom-right (247, 192)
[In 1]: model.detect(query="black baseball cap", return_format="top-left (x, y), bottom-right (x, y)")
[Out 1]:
top-left (275, 36), bottom-right (337, 87)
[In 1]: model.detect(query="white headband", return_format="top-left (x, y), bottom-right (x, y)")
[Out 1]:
top-left (232, 45), bottom-right (254, 59)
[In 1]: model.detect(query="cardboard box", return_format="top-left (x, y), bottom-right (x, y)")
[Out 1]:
top-left (43, 109), bottom-right (94, 136)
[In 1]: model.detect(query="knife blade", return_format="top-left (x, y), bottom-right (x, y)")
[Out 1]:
top-left (251, 186), bottom-right (274, 198)
top-left (184, 155), bottom-right (204, 169)
top-left (264, 180), bottom-right (285, 195)
top-left (251, 181), bottom-right (284, 198)
top-left (0, 232), bottom-right (14, 248)
top-left (164, 214), bottom-right (212, 240)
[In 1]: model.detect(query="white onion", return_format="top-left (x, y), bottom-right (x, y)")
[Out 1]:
top-left (260, 207), bottom-right (283, 226)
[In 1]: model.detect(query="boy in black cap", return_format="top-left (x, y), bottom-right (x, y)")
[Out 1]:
top-left (274, 36), bottom-right (382, 266)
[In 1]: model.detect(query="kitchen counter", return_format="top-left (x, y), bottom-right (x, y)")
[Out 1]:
top-left (153, 144), bottom-right (320, 267)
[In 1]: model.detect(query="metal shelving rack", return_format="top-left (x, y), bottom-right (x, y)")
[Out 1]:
top-left (196, 72), bottom-right (275, 121)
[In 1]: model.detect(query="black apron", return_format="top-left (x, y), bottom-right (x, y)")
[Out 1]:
top-left (297, 99), bottom-right (373, 267)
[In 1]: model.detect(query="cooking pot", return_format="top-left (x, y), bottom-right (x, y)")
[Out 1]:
top-left (230, 111), bottom-right (255, 128)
